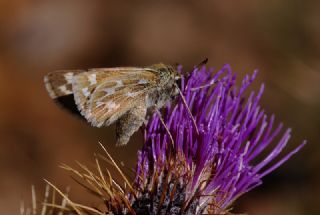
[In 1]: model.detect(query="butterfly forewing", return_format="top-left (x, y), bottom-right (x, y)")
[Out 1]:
top-left (44, 70), bottom-right (86, 116)
top-left (44, 70), bottom-right (84, 99)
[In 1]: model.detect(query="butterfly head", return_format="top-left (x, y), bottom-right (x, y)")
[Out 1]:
top-left (168, 64), bottom-right (182, 89)
top-left (149, 63), bottom-right (181, 84)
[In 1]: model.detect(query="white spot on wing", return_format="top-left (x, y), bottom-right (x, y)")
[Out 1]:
top-left (104, 88), bottom-right (115, 96)
top-left (58, 85), bottom-right (72, 94)
top-left (64, 72), bottom-right (74, 84)
top-left (138, 79), bottom-right (148, 84)
top-left (106, 101), bottom-right (120, 112)
top-left (145, 95), bottom-right (154, 108)
top-left (115, 80), bottom-right (123, 87)
top-left (88, 74), bottom-right (97, 85)
top-left (127, 92), bottom-right (136, 97)
top-left (82, 87), bottom-right (90, 97)
top-left (96, 101), bottom-right (104, 107)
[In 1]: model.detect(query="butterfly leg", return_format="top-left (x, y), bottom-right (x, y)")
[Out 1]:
top-left (115, 104), bottom-right (147, 146)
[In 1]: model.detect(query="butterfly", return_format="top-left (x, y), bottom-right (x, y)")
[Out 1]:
top-left (44, 63), bottom-right (199, 146)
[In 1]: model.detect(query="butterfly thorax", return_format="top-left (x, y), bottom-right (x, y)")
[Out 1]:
top-left (145, 64), bottom-right (179, 109)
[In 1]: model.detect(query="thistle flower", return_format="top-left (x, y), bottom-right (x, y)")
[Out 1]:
top-left (33, 65), bottom-right (305, 215)
top-left (133, 65), bottom-right (306, 214)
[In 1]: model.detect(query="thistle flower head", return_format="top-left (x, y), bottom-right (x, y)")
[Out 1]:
top-left (35, 65), bottom-right (305, 215)
top-left (133, 65), bottom-right (306, 214)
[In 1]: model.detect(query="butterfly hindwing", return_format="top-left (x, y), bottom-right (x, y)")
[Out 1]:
top-left (72, 67), bottom-right (158, 127)
top-left (88, 82), bottom-right (148, 127)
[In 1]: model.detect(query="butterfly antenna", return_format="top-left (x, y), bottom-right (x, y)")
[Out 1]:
top-left (191, 58), bottom-right (220, 91)
top-left (181, 58), bottom-right (208, 78)
top-left (175, 84), bottom-right (199, 135)
top-left (155, 108), bottom-right (175, 147)
top-left (195, 58), bottom-right (208, 70)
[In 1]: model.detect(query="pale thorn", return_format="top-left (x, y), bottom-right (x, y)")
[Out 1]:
top-left (155, 108), bottom-right (175, 146)
top-left (191, 80), bottom-right (218, 91)
top-left (175, 83), bottom-right (199, 134)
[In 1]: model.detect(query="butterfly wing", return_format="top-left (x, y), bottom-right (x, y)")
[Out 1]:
top-left (72, 67), bottom-right (158, 127)
top-left (44, 70), bottom-right (84, 99)
top-left (44, 70), bottom-right (86, 116)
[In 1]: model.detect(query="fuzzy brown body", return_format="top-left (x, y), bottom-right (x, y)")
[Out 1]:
top-left (44, 64), bottom-right (180, 145)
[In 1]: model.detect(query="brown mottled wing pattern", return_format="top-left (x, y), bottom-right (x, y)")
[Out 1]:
top-left (44, 70), bottom-right (85, 116)
top-left (72, 67), bottom-right (158, 127)
top-left (44, 70), bottom-right (84, 99)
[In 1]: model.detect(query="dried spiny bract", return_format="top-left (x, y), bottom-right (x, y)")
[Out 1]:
top-left (48, 150), bottom-right (206, 215)
top-left (21, 185), bottom-right (77, 215)
top-left (44, 64), bottom-right (180, 146)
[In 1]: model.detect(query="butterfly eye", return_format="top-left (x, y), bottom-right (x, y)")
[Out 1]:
top-left (159, 67), bottom-right (167, 73)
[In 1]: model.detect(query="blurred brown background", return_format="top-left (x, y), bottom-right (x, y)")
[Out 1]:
top-left (0, 1), bottom-right (319, 214)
